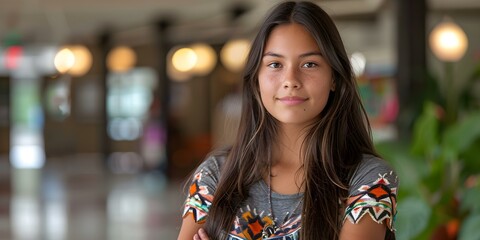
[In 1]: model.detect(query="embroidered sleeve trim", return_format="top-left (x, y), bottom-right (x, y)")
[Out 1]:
top-left (182, 171), bottom-right (214, 224)
top-left (344, 173), bottom-right (398, 231)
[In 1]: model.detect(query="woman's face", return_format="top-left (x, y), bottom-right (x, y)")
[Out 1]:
top-left (258, 23), bottom-right (334, 127)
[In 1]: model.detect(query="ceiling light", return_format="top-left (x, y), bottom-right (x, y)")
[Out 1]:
top-left (107, 46), bottom-right (137, 73)
top-left (220, 39), bottom-right (250, 72)
top-left (429, 18), bottom-right (468, 62)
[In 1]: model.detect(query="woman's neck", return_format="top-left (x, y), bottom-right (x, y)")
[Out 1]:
top-left (272, 124), bottom-right (308, 167)
top-left (268, 124), bottom-right (307, 193)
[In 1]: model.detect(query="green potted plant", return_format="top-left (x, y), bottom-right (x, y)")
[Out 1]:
top-left (375, 59), bottom-right (480, 240)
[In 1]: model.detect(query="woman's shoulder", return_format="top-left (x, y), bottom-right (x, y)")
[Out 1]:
top-left (356, 154), bottom-right (396, 176)
top-left (348, 154), bottom-right (398, 196)
top-left (185, 149), bottom-right (229, 196)
top-left (344, 154), bottom-right (399, 233)
top-left (193, 148), bottom-right (229, 176)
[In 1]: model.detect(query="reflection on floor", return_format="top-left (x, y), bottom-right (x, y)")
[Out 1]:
top-left (0, 154), bottom-right (185, 240)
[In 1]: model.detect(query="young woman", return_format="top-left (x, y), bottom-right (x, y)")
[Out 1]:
top-left (178, 1), bottom-right (398, 239)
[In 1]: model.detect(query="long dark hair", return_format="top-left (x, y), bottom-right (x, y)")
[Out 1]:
top-left (204, 1), bottom-right (380, 239)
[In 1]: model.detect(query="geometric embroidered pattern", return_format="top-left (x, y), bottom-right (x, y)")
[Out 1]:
top-left (230, 206), bottom-right (301, 240)
top-left (182, 170), bottom-right (214, 224)
top-left (182, 162), bottom-right (397, 237)
top-left (344, 171), bottom-right (398, 231)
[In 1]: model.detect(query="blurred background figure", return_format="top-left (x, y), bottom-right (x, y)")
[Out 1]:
top-left (0, 0), bottom-right (479, 239)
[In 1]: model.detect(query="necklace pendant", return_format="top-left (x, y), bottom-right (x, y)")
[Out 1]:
top-left (262, 222), bottom-right (278, 239)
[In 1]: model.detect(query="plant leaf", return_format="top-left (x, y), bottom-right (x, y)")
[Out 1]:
top-left (461, 187), bottom-right (480, 214)
top-left (458, 214), bottom-right (480, 240)
top-left (442, 111), bottom-right (480, 159)
top-left (395, 197), bottom-right (431, 240)
top-left (460, 139), bottom-right (480, 176)
top-left (411, 102), bottom-right (439, 157)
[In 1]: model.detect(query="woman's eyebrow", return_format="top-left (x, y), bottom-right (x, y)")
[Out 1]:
top-left (299, 51), bottom-right (323, 58)
top-left (263, 52), bottom-right (283, 58)
top-left (262, 51), bottom-right (323, 58)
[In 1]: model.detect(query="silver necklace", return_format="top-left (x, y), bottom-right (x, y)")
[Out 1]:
top-left (262, 165), bottom-right (303, 239)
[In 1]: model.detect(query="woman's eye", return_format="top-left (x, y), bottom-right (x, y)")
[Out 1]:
top-left (302, 62), bottom-right (317, 68)
top-left (267, 62), bottom-right (281, 68)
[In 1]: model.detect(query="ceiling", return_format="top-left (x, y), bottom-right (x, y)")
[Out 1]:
top-left (0, 0), bottom-right (479, 46)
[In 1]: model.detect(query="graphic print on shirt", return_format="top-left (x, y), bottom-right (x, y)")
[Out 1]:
top-left (183, 170), bottom-right (213, 224)
top-left (183, 157), bottom-right (398, 239)
top-left (182, 168), bottom-right (302, 239)
top-left (344, 170), bottom-right (398, 231)
top-left (230, 205), bottom-right (301, 239)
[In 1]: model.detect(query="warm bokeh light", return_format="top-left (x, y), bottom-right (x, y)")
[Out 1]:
top-left (107, 46), bottom-right (137, 73)
top-left (429, 19), bottom-right (468, 62)
top-left (167, 47), bottom-right (193, 81)
top-left (168, 44), bottom-right (218, 80)
top-left (54, 48), bottom-right (75, 74)
top-left (167, 56), bottom-right (191, 82)
top-left (220, 39), bottom-right (250, 72)
top-left (68, 45), bottom-right (93, 76)
top-left (171, 48), bottom-right (197, 72)
top-left (190, 43), bottom-right (217, 76)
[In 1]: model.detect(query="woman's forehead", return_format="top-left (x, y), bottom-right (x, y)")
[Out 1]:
top-left (263, 23), bottom-right (322, 57)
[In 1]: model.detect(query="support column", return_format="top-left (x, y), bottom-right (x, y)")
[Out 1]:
top-left (155, 20), bottom-right (172, 177)
top-left (99, 31), bottom-right (112, 165)
top-left (396, 0), bottom-right (428, 139)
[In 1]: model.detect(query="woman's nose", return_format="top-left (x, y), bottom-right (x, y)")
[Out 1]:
top-left (282, 68), bottom-right (301, 89)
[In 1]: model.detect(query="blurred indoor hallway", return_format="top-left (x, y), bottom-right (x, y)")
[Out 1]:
top-left (0, 154), bottom-right (184, 240)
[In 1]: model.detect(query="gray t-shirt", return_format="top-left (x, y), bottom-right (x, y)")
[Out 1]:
top-left (183, 154), bottom-right (398, 239)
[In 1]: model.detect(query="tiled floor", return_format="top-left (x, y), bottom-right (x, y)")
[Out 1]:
top-left (0, 154), bottom-right (185, 240)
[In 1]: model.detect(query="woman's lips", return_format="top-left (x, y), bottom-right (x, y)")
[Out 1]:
top-left (277, 96), bottom-right (308, 105)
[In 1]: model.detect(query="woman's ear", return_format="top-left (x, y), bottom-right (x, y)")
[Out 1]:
top-left (331, 79), bottom-right (336, 92)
